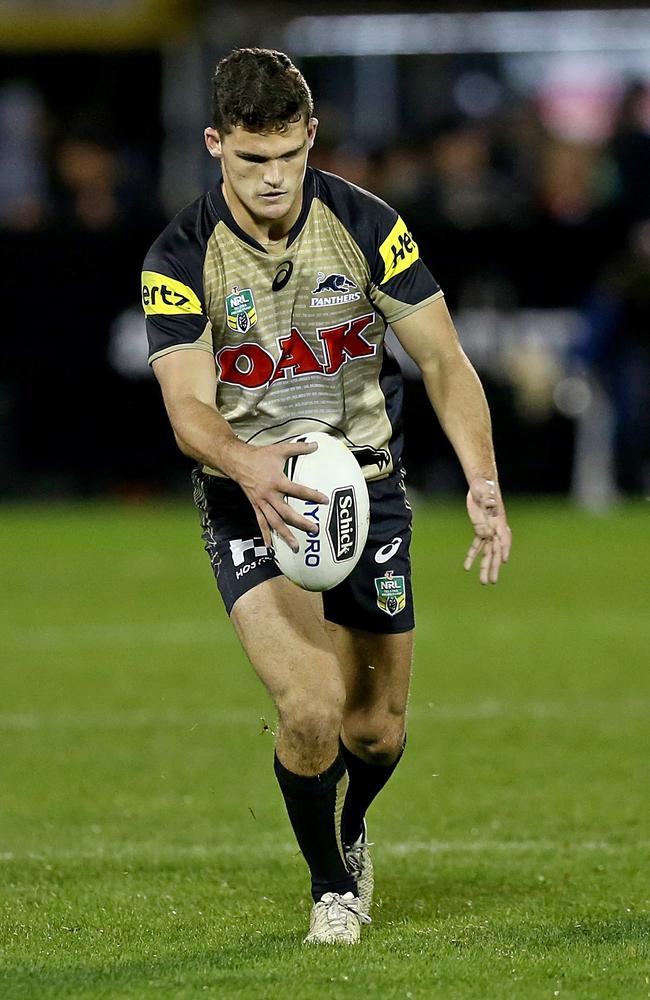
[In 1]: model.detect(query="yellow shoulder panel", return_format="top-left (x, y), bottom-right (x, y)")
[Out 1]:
top-left (141, 271), bottom-right (203, 316)
top-left (378, 217), bottom-right (419, 285)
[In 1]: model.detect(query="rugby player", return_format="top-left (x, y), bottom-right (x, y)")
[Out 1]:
top-left (142, 47), bottom-right (511, 944)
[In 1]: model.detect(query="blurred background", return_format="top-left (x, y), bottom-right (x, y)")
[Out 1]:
top-left (1, 0), bottom-right (649, 508)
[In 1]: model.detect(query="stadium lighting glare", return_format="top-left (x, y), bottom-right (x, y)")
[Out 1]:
top-left (285, 10), bottom-right (650, 56)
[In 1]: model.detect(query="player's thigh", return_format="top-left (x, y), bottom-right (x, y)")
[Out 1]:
top-left (322, 463), bottom-right (415, 636)
top-left (192, 468), bottom-right (345, 714)
top-left (231, 577), bottom-right (345, 716)
top-left (322, 463), bottom-right (414, 720)
top-left (325, 623), bottom-right (413, 717)
top-left (192, 467), bottom-right (282, 614)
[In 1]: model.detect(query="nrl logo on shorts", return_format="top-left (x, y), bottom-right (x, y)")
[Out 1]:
top-left (375, 569), bottom-right (406, 616)
top-left (311, 271), bottom-right (361, 308)
top-left (326, 487), bottom-right (358, 562)
top-left (225, 286), bottom-right (257, 333)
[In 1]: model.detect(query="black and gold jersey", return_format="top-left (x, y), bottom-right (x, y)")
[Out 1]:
top-left (142, 167), bottom-right (442, 480)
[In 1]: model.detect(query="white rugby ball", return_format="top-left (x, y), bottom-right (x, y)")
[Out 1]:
top-left (271, 432), bottom-right (370, 592)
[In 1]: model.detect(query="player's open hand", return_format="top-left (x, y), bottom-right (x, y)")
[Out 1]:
top-left (464, 478), bottom-right (512, 585)
top-left (233, 440), bottom-right (329, 553)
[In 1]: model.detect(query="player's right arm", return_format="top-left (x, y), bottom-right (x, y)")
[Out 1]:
top-left (152, 349), bottom-right (327, 551)
top-left (143, 205), bottom-right (326, 550)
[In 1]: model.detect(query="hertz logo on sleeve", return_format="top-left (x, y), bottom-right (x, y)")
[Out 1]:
top-left (141, 271), bottom-right (203, 315)
top-left (379, 217), bottom-right (419, 285)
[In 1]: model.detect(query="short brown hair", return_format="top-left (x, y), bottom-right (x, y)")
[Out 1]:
top-left (211, 47), bottom-right (313, 135)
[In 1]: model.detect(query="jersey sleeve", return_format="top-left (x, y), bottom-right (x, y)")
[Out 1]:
top-left (311, 170), bottom-right (442, 326)
top-left (368, 210), bottom-right (443, 324)
top-left (141, 204), bottom-right (213, 365)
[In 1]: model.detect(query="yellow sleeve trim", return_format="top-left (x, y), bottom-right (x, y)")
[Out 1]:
top-left (142, 270), bottom-right (203, 315)
top-left (378, 216), bottom-right (419, 285)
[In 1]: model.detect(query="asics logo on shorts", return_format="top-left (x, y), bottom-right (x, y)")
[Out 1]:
top-left (374, 537), bottom-right (403, 564)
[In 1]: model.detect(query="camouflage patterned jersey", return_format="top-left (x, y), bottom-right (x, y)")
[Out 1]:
top-left (142, 167), bottom-right (442, 480)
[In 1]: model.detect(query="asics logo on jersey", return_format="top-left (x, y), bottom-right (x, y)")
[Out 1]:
top-left (216, 313), bottom-right (376, 389)
top-left (272, 261), bottom-right (293, 292)
top-left (374, 537), bottom-right (403, 564)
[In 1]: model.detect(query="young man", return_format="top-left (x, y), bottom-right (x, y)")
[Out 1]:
top-left (142, 47), bottom-right (511, 944)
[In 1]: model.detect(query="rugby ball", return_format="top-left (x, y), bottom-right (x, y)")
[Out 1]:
top-left (272, 432), bottom-right (370, 592)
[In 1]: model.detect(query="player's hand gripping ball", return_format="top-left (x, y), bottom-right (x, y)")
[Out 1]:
top-left (272, 432), bottom-right (370, 591)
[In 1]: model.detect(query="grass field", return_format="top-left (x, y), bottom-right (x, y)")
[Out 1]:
top-left (1, 499), bottom-right (648, 999)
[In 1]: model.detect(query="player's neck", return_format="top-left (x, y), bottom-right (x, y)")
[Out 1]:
top-left (221, 181), bottom-right (302, 249)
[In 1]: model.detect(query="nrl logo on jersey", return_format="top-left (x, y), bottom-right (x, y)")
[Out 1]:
top-left (375, 569), bottom-right (406, 617)
top-left (311, 271), bottom-right (361, 308)
top-left (226, 286), bottom-right (258, 333)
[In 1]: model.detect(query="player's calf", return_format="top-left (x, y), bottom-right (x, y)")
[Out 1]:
top-left (275, 750), bottom-right (358, 904)
top-left (339, 729), bottom-right (406, 847)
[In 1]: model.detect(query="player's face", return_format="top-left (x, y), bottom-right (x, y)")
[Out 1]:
top-left (205, 118), bottom-right (318, 235)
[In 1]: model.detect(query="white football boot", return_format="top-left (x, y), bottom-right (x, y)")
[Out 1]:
top-left (303, 891), bottom-right (371, 945)
top-left (344, 820), bottom-right (374, 913)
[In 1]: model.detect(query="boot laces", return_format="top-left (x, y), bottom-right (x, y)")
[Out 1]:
top-left (319, 892), bottom-right (371, 928)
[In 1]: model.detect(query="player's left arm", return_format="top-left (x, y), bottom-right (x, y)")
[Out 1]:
top-left (392, 296), bottom-right (512, 584)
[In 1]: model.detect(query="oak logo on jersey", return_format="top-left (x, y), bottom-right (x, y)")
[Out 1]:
top-left (216, 312), bottom-right (376, 389)
top-left (311, 271), bottom-right (361, 308)
top-left (141, 271), bottom-right (203, 315)
top-left (379, 217), bottom-right (419, 285)
top-left (225, 286), bottom-right (258, 333)
top-left (375, 569), bottom-right (406, 616)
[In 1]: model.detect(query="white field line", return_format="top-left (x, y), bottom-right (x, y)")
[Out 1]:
top-left (0, 699), bottom-right (648, 731)
top-left (5, 610), bottom-right (650, 651)
top-left (384, 839), bottom-right (650, 855)
top-left (1, 839), bottom-right (648, 865)
top-left (411, 699), bottom-right (649, 721)
top-left (3, 620), bottom-right (220, 649)
top-left (0, 707), bottom-right (259, 730)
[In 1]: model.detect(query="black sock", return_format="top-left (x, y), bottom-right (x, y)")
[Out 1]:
top-left (274, 752), bottom-right (357, 902)
top-left (340, 737), bottom-right (406, 845)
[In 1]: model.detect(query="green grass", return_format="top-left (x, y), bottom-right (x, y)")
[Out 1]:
top-left (1, 499), bottom-right (648, 999)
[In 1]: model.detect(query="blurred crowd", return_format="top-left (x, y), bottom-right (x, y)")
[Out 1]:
top-left (1, 69), bottom-right (648, 501)
top-left (0, 73), bottom-right (168, 497)
top-left (311, 81), bottom-right (650, 499)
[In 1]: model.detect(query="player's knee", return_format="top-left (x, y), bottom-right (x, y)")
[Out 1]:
top-left (345, 711), bottom-right (405, 764)
top-left (278, 693), bottom-right (344, 749)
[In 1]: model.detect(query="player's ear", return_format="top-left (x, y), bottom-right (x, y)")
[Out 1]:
top-left (307, 117), bottom-right (319, 149)
top-left (204, 127), bottom-right (223, 159)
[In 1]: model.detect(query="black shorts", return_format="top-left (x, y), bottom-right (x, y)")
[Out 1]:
top-left (191, 465), bottom-right (415, 634)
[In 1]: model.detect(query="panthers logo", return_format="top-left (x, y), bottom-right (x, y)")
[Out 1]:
top-left (312, 272), bottom-right (357, 294)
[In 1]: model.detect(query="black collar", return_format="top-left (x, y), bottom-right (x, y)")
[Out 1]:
top-left (208, 168), bottom-right (315, 253)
